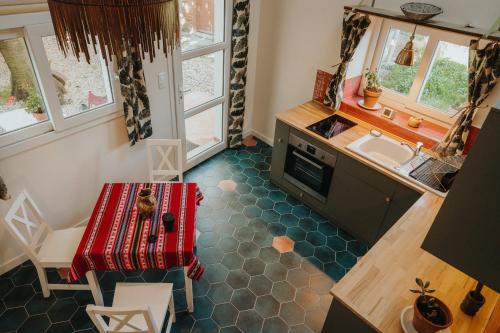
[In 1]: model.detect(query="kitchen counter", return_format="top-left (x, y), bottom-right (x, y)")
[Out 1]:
top-left (331, 192), bottom-right (498, 333)
top-left (276, 101), bottom-right (428, 194)
top-left (276, 101), bottom-right (499, 332)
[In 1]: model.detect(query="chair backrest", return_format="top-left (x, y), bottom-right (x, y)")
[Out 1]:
top-left (146, 139), bottom-right (183, 182)
top-left (3, 190), bottom-right (51, 259)
top-left (86, 305), bottom-right (158, 333)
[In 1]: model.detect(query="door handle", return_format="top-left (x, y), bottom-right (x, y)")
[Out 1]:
top-left (292, 151), bottom-right (323, 170)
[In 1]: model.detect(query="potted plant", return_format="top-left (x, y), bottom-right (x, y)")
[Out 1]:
top-left (363, 70), bottom-right (382, 109)
top-left (410, 278), bottom-right (453, 333)
top-left (24, 89), bottom-right (45, 121)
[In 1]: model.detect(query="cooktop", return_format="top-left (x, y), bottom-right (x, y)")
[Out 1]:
top-left (307, 114), bottom-right (357, 139)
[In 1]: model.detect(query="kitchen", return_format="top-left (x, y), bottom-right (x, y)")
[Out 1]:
top-left (0, 1), bottom-right (499, 332)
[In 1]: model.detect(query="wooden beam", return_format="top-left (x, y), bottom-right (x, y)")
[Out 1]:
top-left (344, 6), bottom-right (500, 42)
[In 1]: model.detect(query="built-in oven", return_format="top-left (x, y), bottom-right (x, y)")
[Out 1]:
top-left (283, 134), bottom-right (336, 203)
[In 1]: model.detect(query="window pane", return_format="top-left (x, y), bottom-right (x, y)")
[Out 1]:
top-left (378, 28), bottom-right (429, 95)
top-left (186, 104), bottom-right (222, 159)
top-left (179, 0), bottom-right (225, 52)
top-left (0, 37), bottom-right (48, 136)
top-left (42, 36), bottom-right (113, 118)
top-left (418, 41), bottom-right (468, 114)
top-left (182, 50), bottom-right (224, 111)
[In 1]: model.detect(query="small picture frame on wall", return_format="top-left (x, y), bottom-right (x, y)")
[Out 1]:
top-left (382, 107), bottom-right (396, 120)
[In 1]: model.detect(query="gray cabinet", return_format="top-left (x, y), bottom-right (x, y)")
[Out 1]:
top-left (270, 120), bottom-right (290, 184)
top-left (328, 153), bottom-right (421, 246)
top-left (378, 183), bottom-right (421, 238)
top-left (322, 298), bottom-right (377, 333)
top-left (328, 154), bottom-right (395, 245)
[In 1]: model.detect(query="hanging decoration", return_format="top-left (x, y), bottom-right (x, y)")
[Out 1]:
top-left (47, 0), bottom-right (180, 64)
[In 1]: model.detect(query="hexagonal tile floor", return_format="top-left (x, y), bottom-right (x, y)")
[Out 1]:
top-left (0, 139), bottom-right (367, 332)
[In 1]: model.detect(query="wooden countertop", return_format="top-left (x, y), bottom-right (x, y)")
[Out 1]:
top-left (276, 101), bottom-right (427, 194)
top-left (276, 101), bottom-right (499, 332)
top-left (331, 192), bottom-right (498, 333)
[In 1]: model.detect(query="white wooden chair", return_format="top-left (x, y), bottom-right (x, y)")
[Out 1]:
top-left (86, 283), bottom-right (176, 333)
top-left (146, 139), bottom-right (184, 182)
top-left (2, 190), bottom-right (103, 305)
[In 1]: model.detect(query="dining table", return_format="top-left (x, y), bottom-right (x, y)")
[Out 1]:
top-left (69, 182), bottom-right (204, 312)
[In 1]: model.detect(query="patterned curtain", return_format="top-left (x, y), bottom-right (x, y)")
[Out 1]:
top-left (0, 176), bottom-right (9, 201)
top-left (437, 41), bottom-right (500, 157)
top-left (323, 10), bottom-right (371, 109)
top-left (228, 0), bottom-right (250, 148)
top-left (119, 46), bottom-right (153, 146)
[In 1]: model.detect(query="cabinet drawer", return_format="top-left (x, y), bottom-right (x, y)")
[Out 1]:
top-left (337, 153), bottom-right (397, 195)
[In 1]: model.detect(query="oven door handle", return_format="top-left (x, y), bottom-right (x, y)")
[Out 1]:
top-left (292, 151), bottom-right (324, 170)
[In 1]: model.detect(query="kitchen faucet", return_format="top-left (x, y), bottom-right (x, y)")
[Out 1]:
top-left (401, 141), bottom-right (424, 156)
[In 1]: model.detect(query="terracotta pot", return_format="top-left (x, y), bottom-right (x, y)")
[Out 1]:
top-left (137, 188), bottom-right (157, 217)
top-left (363, 88), bottom-right (382, 108)
top-left (412, 296), bottom-right (453, 333)
top-left (32, 112), bottom-right (47, 121)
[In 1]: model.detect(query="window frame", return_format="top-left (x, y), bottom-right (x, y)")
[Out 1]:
top-left (367, 19), bottom-right (471, 126)
top-left (0, 14), bottom-right (122, 156)
top-left (0, 28), bottom-right (53, 147)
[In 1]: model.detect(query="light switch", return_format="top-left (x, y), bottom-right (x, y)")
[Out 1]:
top-left (158, 72), bottom-right (167, 89)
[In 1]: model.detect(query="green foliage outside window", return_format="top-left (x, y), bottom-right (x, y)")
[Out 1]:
top-left (420, 58), bottom-right (468, 112)
top-left (380, 57), bottom-right (468, 113)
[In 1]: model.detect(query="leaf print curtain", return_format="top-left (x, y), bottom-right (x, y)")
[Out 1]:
top-left (323, 10), bottom-right (371, 109)
top-left (437, 41), bottom-right (500, 157)
top-left (228, 0), bottom-right (250, 148)
top-left (0, 175), bottom-right (9, 201)
top-left (119, 46), bottom-right (153, 146)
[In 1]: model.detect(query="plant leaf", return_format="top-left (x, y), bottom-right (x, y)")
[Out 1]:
top-left (410, 289), bottom-right (421, 293)
top-left (427, 289), bottom-right (435, 293)
top-left (424, 281), bottom-right (430, 288)
top-left (416, 278), bottom-right (424, 287)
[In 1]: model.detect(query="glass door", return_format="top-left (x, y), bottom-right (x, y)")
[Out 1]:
top-left (174, 0), bottom-right (231, 169)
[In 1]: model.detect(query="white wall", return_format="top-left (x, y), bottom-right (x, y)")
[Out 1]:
top-left (0, 13), bottom-right (177, 273)
top-left (245, 0), bottom-right (500, 143)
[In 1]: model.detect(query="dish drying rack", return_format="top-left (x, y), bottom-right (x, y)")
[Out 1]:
top-left (408, 145), bottom-right (466, 193)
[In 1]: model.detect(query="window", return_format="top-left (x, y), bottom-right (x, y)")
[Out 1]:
top-left (0, 35), bottom-right (48, 136)
top-left (41, 35), bottom-right (113, 119)
top-left (418, 41), bottom-right (469, 113)
top-left (0, 22), bottom-right (118, 151)
top-left (378, 28), bottom-right (429, 95)
top-left (369, 20), bottom-right (470, 124)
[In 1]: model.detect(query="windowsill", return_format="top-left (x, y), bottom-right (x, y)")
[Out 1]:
top-left (0, 110), bottom-right (123, 160)
top-left (340, 95), bottom-right (449, 148)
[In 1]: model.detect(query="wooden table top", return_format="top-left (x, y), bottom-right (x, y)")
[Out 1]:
top-left (277, 101), bottom-right (499, 333)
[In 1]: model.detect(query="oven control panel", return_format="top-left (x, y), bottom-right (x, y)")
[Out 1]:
top-left (288, 134), bottom-right (336, 167)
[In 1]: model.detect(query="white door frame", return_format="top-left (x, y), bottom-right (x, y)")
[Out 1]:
top-left (173, 0), bottom-right (233, 172)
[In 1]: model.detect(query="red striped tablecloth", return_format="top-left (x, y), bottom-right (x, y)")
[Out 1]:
top-left (69, 182), bottom-right (204, 282)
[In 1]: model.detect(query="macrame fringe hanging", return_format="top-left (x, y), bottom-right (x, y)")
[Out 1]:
top-left (47, 0), bottom-right (180, 64)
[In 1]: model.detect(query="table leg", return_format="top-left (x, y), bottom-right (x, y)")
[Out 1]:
top-left (184, 267), bottom-right (194, 313)
top-left (86, 271), bottom-right (103, 306)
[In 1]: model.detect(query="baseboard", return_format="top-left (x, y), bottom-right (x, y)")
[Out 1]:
top-left (0, 217), bottom-right (90, 276)
top-left (249, 129), bottom-right (273, 147)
